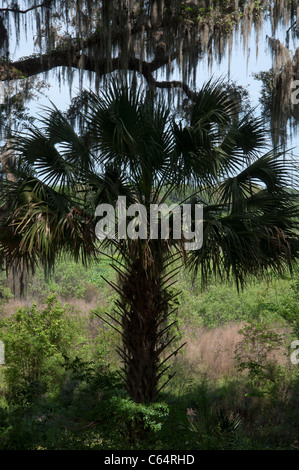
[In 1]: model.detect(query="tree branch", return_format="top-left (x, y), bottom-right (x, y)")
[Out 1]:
top-left (0, 0), bottom-right (53, 14)
top-left (147, 76), bottom-right (197, 101)
top-left (0, 47), bottom-right (197, 102)
top-left (286, 21), bottom-right (297, 34)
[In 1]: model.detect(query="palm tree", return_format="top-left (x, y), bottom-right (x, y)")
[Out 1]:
top-left (1, 77), bottom-right (299, 404)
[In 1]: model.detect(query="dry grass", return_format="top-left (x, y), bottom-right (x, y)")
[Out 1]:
top-left (2, 296), bottom-right (99, 318)
top-left (3, 298), bottom-right (31, 316)
top-left (172, 322), bottom-right (290, 382)
top-left (175, 323), bottom-right (244, 380)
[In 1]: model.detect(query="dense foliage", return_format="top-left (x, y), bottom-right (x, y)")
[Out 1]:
top-left (0, 257), bottom-right (299, 450)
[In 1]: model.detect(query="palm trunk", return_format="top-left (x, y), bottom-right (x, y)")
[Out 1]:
top-left (121, 264), bottom-right (164, 403)
top-left (105, 241), bottom-right (182, 404)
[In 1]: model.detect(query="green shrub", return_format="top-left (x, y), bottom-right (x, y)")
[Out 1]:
top-left (105, 397), bottom-right (169, 449)
top-left (234, 321), bottom-right (286, 397)
top-left (0, 295), bottom-right (77, 404)
top-left (277, 278), bottom-right (299, 338)
top-left (27, 256), bottom-right (115, 302)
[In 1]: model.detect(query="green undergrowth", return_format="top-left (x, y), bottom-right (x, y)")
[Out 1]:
top-left (0, 258), bottom-right (299, 449)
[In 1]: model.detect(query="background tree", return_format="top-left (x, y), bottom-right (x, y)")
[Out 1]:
top-left (1, 77), bottom-right (299, 403)
top-left (0, 1), bottom-right (298, 146)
